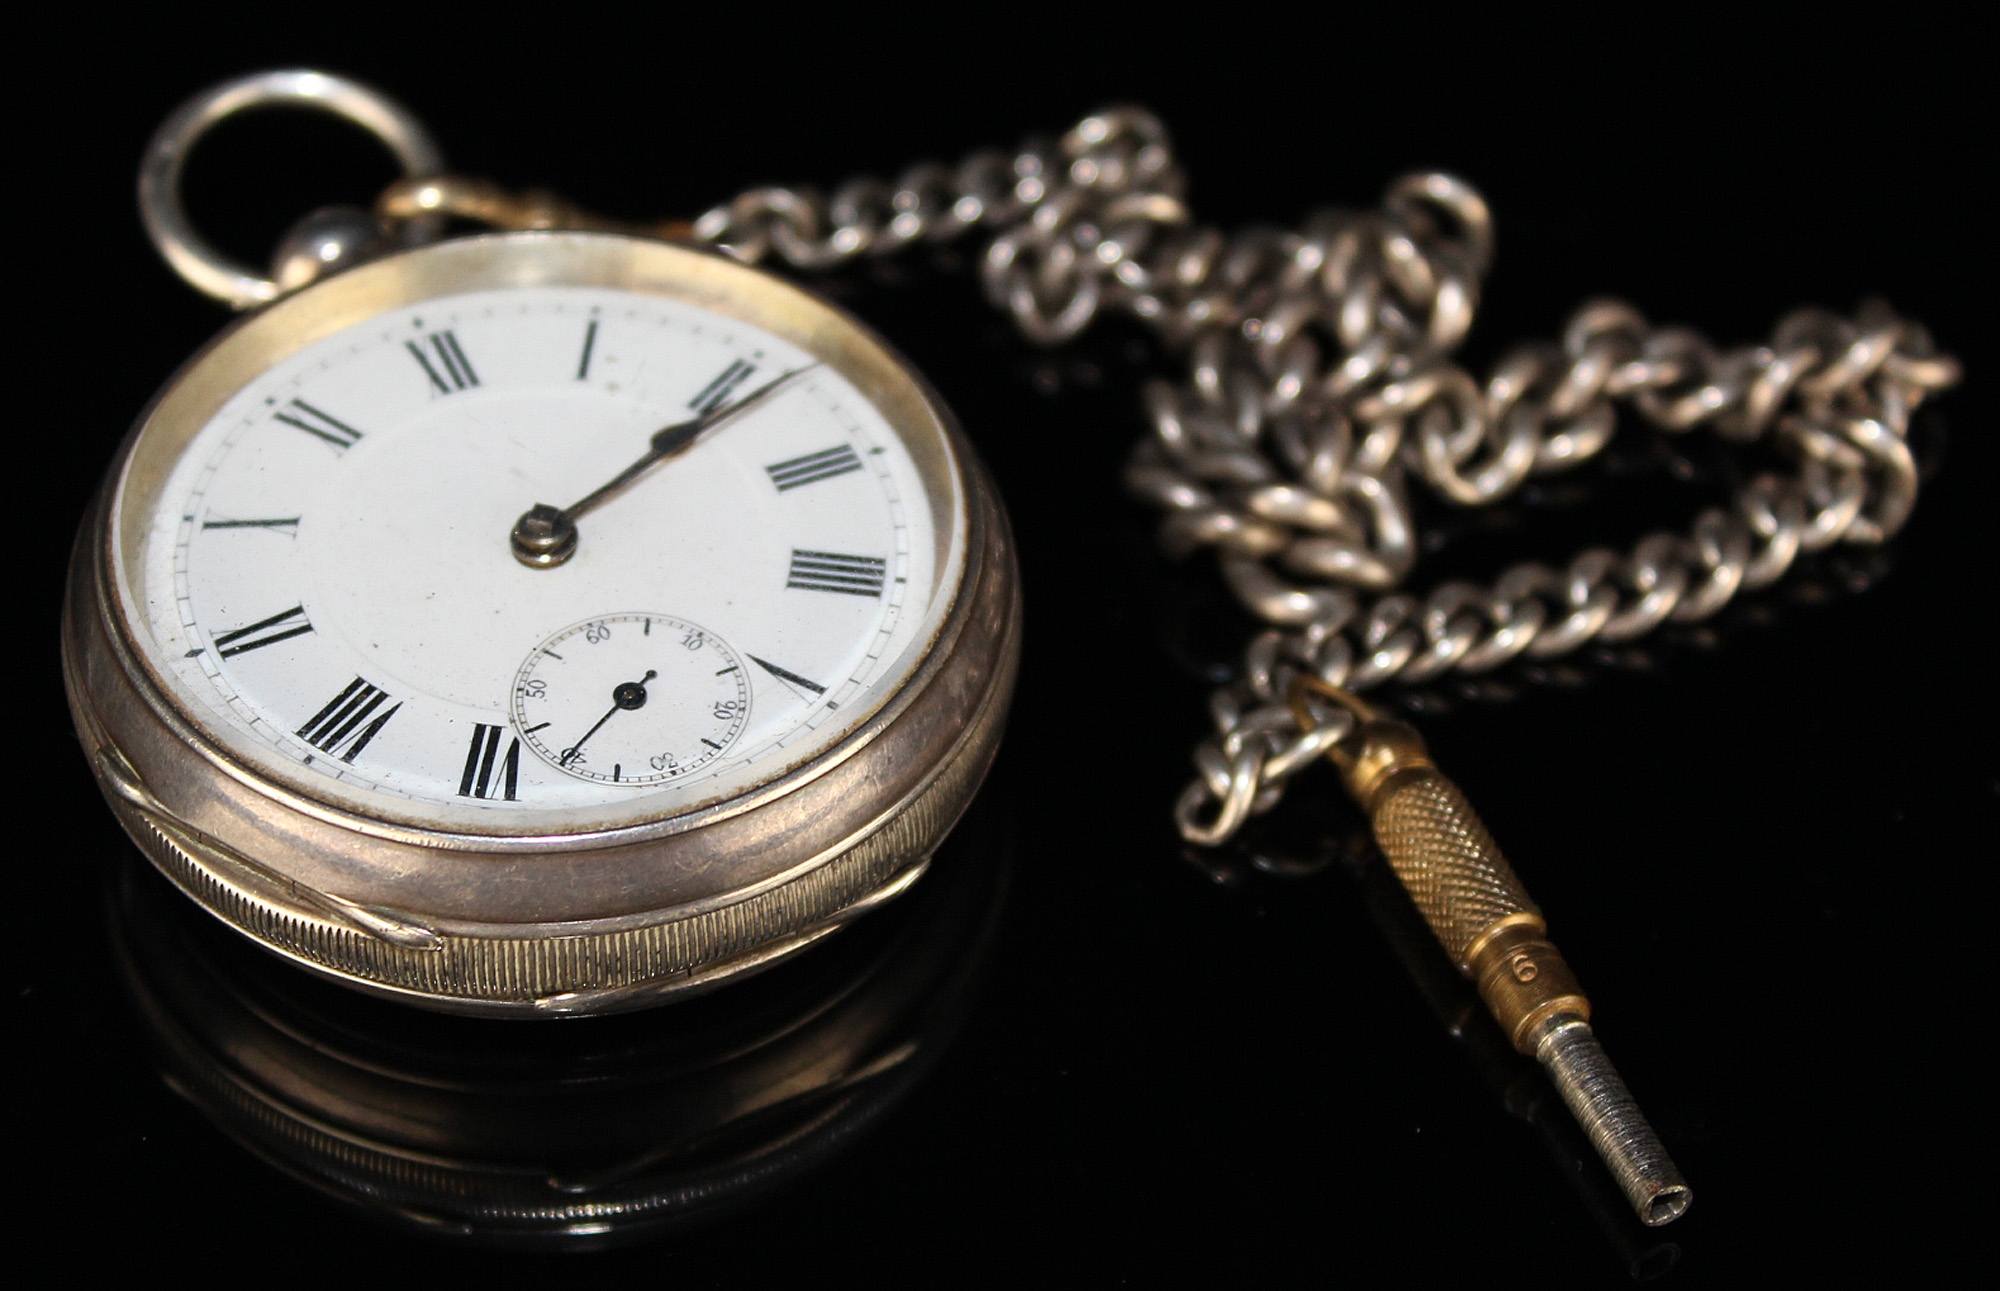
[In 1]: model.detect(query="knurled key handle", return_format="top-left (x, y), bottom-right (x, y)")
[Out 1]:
top-left (1292, 676), bottom-right (1691, 1226)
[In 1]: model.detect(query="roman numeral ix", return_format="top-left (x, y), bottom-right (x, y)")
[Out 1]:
top-left (786, 549), bottom-right (886, 598)
top-left (211, 605), bottom-right (314, 658)
top-left (459, 723), bottom-right (522, 800)
top-left (408, 330), bottom-right (479, 394)
top-left (766, 444), bottom-right (863, 492)
top-left (272, 398), bottom-right (363, 451)
top-left (296, 677), bottom-right (401, 763)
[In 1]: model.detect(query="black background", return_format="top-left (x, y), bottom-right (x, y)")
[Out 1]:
top-left (16, 8), bottom-right (1996, 1286)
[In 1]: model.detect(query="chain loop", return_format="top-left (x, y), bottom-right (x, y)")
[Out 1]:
top-left (678, 107), bottom-right (1961, 846)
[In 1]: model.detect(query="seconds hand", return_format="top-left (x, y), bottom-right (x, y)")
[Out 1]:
top-left (512, 364), bottom-right (822, 568)
top-left (559, 669), bottom-right (655, 767)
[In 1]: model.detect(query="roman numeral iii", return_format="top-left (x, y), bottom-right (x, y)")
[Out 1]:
top-left (459, 723), bottom-right (522, 800)
top-left (786, 550), bottom-right (886, 598)
top-left (296, 677), bottom-right (402, 763)
top-left (766, 444), bottom-right (863, 492)
top-left (407, 330), bottom-right (479, 394)
top-left (272, 398), bottom-right (363, 451)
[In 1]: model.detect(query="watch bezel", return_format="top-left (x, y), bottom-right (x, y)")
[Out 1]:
top-left (102, 230), bottom-right (970, 844)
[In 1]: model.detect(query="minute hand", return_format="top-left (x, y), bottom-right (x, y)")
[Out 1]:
top-left (566, 362), bottom-right (820, 520)
top-left (511, 363), bottom-right (820, 568)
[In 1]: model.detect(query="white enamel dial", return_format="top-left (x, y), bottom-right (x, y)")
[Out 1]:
top-left (125, 280), bottom-right (952, 832)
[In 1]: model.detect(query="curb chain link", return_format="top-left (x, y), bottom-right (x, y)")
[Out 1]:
top-left (689, 109), bottom-right (1962, 848)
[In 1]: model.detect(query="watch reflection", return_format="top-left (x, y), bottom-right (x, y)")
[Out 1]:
top-left (105, 791), bottom-right (1013, 1249)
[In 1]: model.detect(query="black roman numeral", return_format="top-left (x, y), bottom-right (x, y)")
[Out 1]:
top-left (296, 677), bottom-right (401, 763)
top-left (272, 398), bottom-right (363, 451)
top-left (202, 516), bottom-right (301, 535)
top-left (212, 605), bottom-right (313, 658)
top-left (786, 549), bottom-right (886, 598)
top-left (576, 319), bottom-right (598, 380)
top-left (766, 444), bottom-right (863, 492)
top-left (408, 330), bottom-right (479, 394)
top-left (458, 723), bottom-right (522, 800)
top-left (749, 654), bottom-right (827, 695)
top-left (689, 357), bottom-right (757, 414)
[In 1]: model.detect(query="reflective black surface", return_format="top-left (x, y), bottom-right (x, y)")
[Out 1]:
top-left (105, 789), bottom-right (1012, 1248)
top-left (20, 13), bottom-right (1994, 1285)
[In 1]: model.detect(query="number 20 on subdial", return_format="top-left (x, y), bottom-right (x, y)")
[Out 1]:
top-left (510, 614), bottom-right (750, 786)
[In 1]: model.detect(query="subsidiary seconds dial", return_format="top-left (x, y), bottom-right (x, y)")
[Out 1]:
top-left (513, 615), bottom-right (750, 785)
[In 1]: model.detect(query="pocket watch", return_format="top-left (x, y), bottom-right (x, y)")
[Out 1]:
top-left (63, 71), bottom-right (1018, 1016)
top-left (66, 66), bottom-right (1961, 1230)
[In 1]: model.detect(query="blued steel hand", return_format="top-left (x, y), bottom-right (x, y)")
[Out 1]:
top-left (558, 669), bottom-right (655, 766)
top-left (512, 364), bottom-right (821, 568)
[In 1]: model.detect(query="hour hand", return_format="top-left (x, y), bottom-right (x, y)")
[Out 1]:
top-left (511, 363), bottom-right (820, 569)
